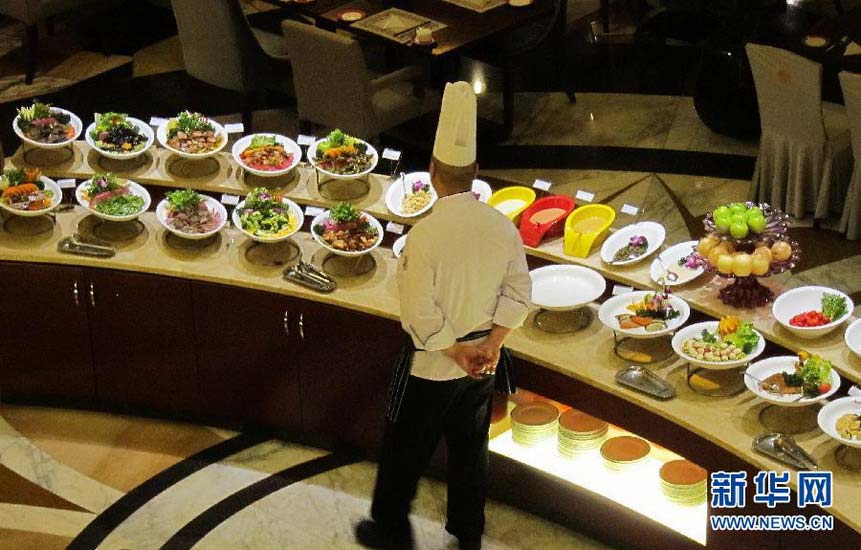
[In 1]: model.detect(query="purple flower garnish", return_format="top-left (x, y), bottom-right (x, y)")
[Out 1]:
top-left (629, 235), bottom-right (647, 247)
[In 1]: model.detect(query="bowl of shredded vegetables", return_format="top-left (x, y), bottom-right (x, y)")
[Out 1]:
top-left (232, 187), bottom-right (303, 243)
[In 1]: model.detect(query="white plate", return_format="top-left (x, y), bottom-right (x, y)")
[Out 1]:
top-left (307, 137), bottom-right (378, 180)
top-left (472, 179), bottom-right (492, 203)
top-left (744, 356), bottom-right (841, 407)
top-left (772, 286), bottom-right (854, 340)
top-left (75, 179), bottom-right (151, 222)
top-left (310, 209), bottom-right (384, 256)
top-left (601, 221), bottom-right (665, 266)
top-left (156, 194), bottom-right (227, 240)
top-left (13, 107), bottom-right (82, 149)
top-left (392, 234), bottom-right (407, 258)
top-left (845, 318), bottom-right (861, 357)
top-left (386, 172), bottom-right (438, 218)
top-left (818, 397), bottom-right (861, 448)
top-left (0, 176), bottom-right (61, 217)
top-left (231, 196), bottom-right (303, 243)
top-left (157, 116), bottom-right (228, 159)
top-left (649, 240), bottom-right (704, 286)
top-left (231, 134), bottom-right (301, 177)
top-left (529, 265), bottom-right (606, 311)
top-left (85, 116), bottom-right (154, 160)
top-left (671, 321), bottom-right (765, 370)
top-left (598, 291), bottom-right (690, 339)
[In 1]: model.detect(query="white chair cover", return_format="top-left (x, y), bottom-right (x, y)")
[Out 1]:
top-left (747, 43), bottom-right (852, 219)
top-left (838, 71), bottom-right (861, 239)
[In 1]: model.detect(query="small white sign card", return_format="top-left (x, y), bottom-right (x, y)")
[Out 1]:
top-left (149, 116), bottom-right (167, 127)
top-left (386, 221), bottom-right (405, 234)
top-left (532, 179), bottom-right (552, 192)
top-left (304, 206), bottom-right (325, 217)
top-left (297, 135), bottom-right (316, 146)
top-left (621, 204), bottom-right (639, 216)
top-left (220, 194), bottom-right (239, 206)
top-left (612, 285), bottom-right (633, 295)
top-left (575, 190), bottom-right (594, 203)
top-left (57, 179), bottom-right (76, 189)
top-left (382, 148), bottom-right (402, 161)
top-left (224, 123), bottom-right (245, 134)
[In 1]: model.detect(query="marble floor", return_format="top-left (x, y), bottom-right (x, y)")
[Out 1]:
top-left (0, 404), bottom-right (612, 550)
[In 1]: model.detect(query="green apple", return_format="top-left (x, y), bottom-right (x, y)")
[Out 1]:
top-left (714, 214), bottom-right (731, 234)
top-left (746, 207), bottom-right (763, 220)
top-left (730, 220), bottom-right (749, 239)
top-left (747, 213), bottom-right (766, 234)
top-left (731, 213), bottom-right (747, 226)
top-left (730, 203), bottom-right (748, 216)
top-left (713, 205), bottom-right (731, 220)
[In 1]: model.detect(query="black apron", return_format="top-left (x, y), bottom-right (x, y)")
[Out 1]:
top-left (384, 329), bottom-right (516, 422)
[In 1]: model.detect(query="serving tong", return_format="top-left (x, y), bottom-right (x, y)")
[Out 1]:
top-left (283, 261), bottom-right (336, 292)
top-left (616, 365), bottom-right (676, 400)
top-left (753, 433), bottom-right (818, 470)
top-left (57, 233), bottom-right (116, 258)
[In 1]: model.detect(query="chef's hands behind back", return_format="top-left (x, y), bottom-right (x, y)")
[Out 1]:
top-left (443, 343), bottom-right (492, 379)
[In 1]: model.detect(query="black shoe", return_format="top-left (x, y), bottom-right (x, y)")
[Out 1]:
top-left (354, 518), bottom-right (415, 550)
top-left (457, 535), bottom-right (482, 550)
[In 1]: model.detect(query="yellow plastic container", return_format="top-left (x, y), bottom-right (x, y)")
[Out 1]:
top-left (488, 186), bottom-right (536, 224)
top-left (563, 204), bottom-right (616, 257)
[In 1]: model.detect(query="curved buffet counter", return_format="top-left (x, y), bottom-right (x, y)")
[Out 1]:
top-left (3, 143), bottom-right (861, 549)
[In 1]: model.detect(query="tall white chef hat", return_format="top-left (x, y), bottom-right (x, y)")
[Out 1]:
top-left (432, 81), bottom-right (477, 167)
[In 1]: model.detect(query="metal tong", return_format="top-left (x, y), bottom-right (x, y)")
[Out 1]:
top-left (57, 233), bottom-right (116, 258)
top-left (753, 433), bottom-right (818, 470)
top-left (284, 261), bottom-right (337, 292)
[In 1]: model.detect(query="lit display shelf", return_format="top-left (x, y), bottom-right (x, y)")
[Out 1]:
top-left (489, 400), bottom-right (708, 546)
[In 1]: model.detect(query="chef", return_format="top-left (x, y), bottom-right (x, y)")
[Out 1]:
top-left (355, 82), bottom-right (532, 550)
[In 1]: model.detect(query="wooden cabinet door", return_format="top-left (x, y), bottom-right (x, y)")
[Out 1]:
top-left (193, 282), bottom-right (301, 432)
top-left (0, 262), bottom-right (94, 400)
top-left (296, 300), bottom-right (403, 450)
top-left (86, 269), bottom-right (199, 416)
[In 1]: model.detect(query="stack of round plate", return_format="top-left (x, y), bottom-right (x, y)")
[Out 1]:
top-left (600, 436), bottom-right (651, 471)
top-left (659, 459), bottom-right (708, 505)
top-left (511, 402), bottom-right (560, 447)
top-left (557, 408), bottom-right (609, 457)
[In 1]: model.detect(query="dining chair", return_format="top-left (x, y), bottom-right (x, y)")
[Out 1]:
top-left (170, 0), bottom-right (293, 130)
top-left (281, 20), bottom-right (439, 141)
top-left (746, 43), bottom-right (852, 221)
top-left (838, 71), bottom-right (861, 239)
top-left (0, 0), bottom-right (102, 84)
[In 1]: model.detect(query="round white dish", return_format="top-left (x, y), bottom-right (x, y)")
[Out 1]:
top-left (529, 265), bottom-right (606, 311)
top-left (744, 356), bottom-right (840, 407)
top-left (845, 318), bottom-right (861, 357)
top-left (472, 179), bottom-right (492, 203)
top-left (13, 107), bottom-right (82, 149)
top-left (310, 209), bottom-right (384, 257)
top-left (75, 179), bottom-right (151, 222)
top-left (157, 117), bottom-right (228, 159)
top-left (671, 321), bottom-right (766, 370)
top-left (392, 234), bottom-right (407, 258)
top-left (386, 172), bottom-right (438, 218)
top-left (307, 137), bottom-right (378, 180)
top-left (598, 291), bottom-right (690, 339)
top-left (601, 221), bottom-right (666, 266)
top-left (85, 116), bottom-right (154, 160)
top-left (231, 196), bottom-right (303, 243)
top-left (649, 240), bottom-right (704, 286)
top-left (231, 133), bottom-right (301, 177)
top-left (156, 194), bottom-right (227, 240)
top-left (772, 286), bottom-right (854, 340)
top-left (818, 397), bottom-right (861, 448)
top-left (0, 176), bottom-right (62, 217)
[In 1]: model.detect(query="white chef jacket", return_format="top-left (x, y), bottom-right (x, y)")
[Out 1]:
top-left (397, 192), bottom-right (532, 380)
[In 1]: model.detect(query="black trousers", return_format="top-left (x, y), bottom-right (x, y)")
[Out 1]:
top-left (371, 374), bottom-right (496, 540)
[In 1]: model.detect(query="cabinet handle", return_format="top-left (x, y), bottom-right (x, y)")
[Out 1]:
top-left (72, 281), bottom-right (80, 306)
top-left (283, 309), bottom-right (290, 336)
top-left (88, 282), bottom-right (96, 309)
top-left (299, 313), bottom-right (305, 342)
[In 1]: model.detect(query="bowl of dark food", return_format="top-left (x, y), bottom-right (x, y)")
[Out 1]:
top-left (232, 134), bottom-right (301, 177)
top-left (76, 172), bottom-right (151, 222)
top-left (0, 167), bottom-right (61, 217)
top-left (311, 202), bottom-right (383, 256)
top-left (157, 111), bottom-right (227, 159)
top-left (232, 187), bottom-right (303, 243)
top-left (308, 129), bottom-right (378, 180)
top-left (13, 101), bottom-right (82, 148)
top-left (156, 188), bottom-right (226, 240)
top-left (85, 112), bottom-right (153, 159)
top-left (745, 353), bottom-right (840, 407)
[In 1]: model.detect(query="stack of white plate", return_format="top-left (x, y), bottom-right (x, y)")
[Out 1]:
top-left (557, 408), bottom-right (609, 457)
top-left (511, 402), bottom-right (559, 447)
top-left (659, 459), bottom-right (708, 506)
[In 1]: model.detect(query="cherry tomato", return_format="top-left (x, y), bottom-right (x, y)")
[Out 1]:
top-left (818, 383), bottom-right (832, 395)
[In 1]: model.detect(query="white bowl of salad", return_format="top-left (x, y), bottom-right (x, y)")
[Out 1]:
top-left (772, 286), bottom-right (853, 340)
top-left (0, 168), bottom-right (61, 217)
top-left (85, 112), bottom-right (154, 159)
top-left (671, 319), bottom-right (765, 370)
top-left (386, 172), bottom-right (437, 218)
top-left (744, 354), bottom-right (840, 407)
top-left (598, 289), bottom-right (690, 339)
top-left (232, 187), bottom-right (303, 243)
top-left (232, 134), bottom-right (301, 178)
top-left (157, 111), bottom-right (227, 160)
top-left (311, 202), bottom-right (383, 257)
top-left (156, 189), bottom-right (226, 240)
top-left (76, 173), bottom-right (151, 222)
top-left (13, 101), bottom-right (81, 149)
top-left (308, 129), bottom-right (378, 180)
